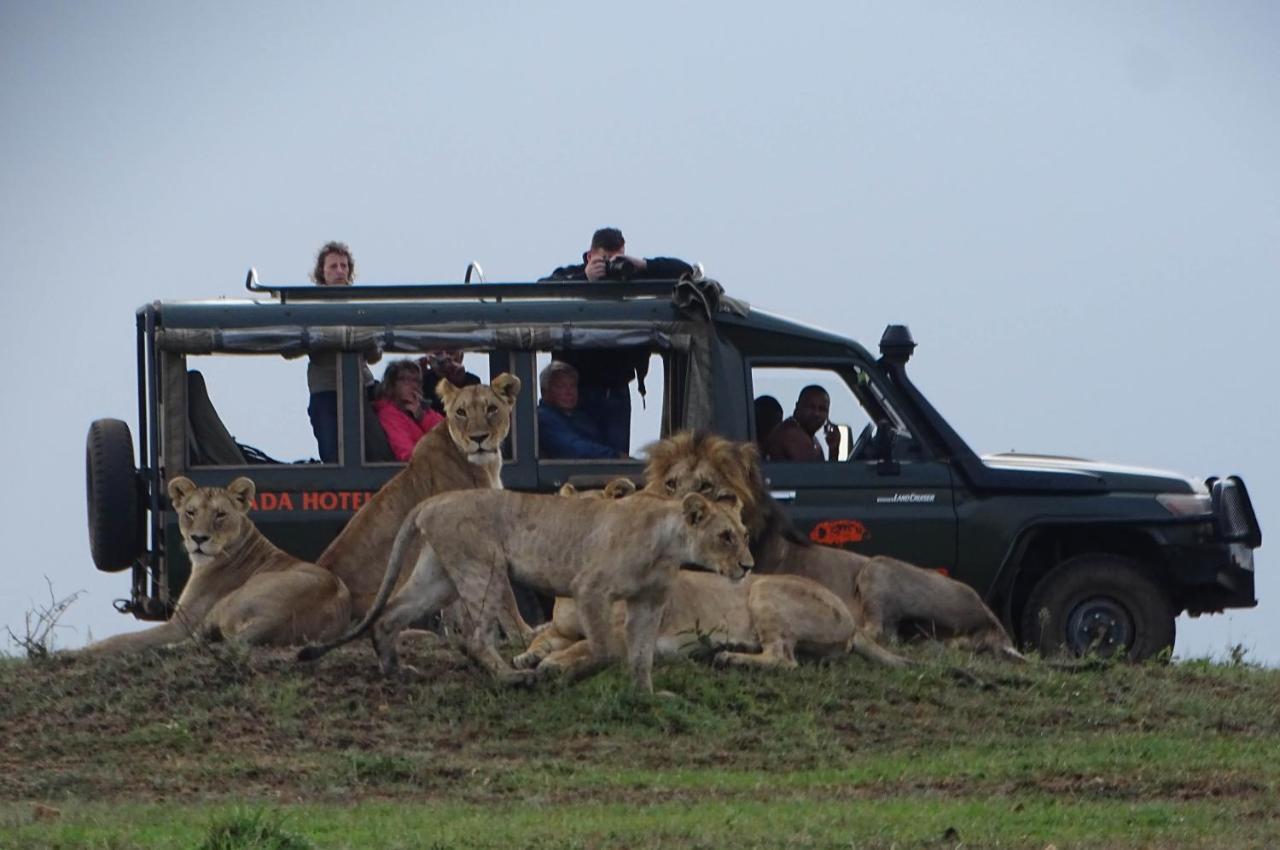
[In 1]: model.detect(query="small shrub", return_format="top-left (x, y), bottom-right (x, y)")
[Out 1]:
top-left (4, 578), bottom-right (83, 659)
top-left (198, 808), bottom-right (312, 850)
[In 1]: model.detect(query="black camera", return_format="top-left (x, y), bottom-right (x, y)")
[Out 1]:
top-left (603, 256), bottom-right (638, 281)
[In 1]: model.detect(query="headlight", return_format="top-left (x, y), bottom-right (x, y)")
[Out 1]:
top-left (1156, 493), bottom-right (1212, 517)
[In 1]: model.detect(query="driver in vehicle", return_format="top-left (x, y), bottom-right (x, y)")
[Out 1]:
top-left (765, 385), bottom-right (841, 462)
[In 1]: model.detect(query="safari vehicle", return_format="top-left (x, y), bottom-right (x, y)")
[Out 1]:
top-left (86, 275), bottom-right (1261, 660)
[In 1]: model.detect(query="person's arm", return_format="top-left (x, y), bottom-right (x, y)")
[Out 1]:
top-left (637, 256), bottom-right (693, 279)
top-left (823, 422), bottom-right (841, 462)
top-left (539, 263), bottom-right (587, 282)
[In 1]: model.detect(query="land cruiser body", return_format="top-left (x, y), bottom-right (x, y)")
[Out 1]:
top-left (85, 277), bottom-right (1261, 660)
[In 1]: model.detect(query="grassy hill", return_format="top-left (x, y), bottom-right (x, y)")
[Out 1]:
top-left (2, 635), bottom-right (1279, 849)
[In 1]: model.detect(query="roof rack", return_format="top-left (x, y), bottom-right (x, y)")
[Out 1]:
top-left (244, 268), bottom-right (680, 305)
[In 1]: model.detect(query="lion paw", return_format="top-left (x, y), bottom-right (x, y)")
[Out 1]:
top-left (498, 668), bottom-right (539, 688)
top-left (511, 651), bottom-right (542, 670)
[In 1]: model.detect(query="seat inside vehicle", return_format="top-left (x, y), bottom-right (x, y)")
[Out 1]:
top-left (186, 370), bottom-right (248, 466)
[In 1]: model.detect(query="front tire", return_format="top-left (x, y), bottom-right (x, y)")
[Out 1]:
top-left (1021, 553), bottom-right (1175, 661)
top-left (86, 418), bottom-right (143, 572)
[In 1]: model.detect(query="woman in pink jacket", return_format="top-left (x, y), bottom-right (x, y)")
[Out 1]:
top-left (372, 359), bottom-right (445, 461)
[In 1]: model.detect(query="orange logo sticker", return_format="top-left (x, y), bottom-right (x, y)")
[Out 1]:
top-left (810, 519), bottom-right (869, 546)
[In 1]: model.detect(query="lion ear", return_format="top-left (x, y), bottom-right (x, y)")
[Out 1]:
top-left (558, 483), bottom-right (578, 497)
top-left (604, 477), bottom-right (636, 499)
top-left (226, 477), bottom-right (256, 513)
top-left (737, 442), bottom-right (761, 470)
top-left (682, 492), bottom-right (711, 527)
top-left (490, 372), bottom-right (521, 405)
top-left (437, 378), bottom-right (458, 406)
top-left (167, 477), bottom-right (197, 509)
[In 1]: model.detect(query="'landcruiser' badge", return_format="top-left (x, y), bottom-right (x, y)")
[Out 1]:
top-left (876, 492), bottom-right (937, 504)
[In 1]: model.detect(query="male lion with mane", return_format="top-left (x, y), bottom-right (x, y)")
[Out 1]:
top-left (77, 477), bottom-right (351, 655)
top-left (644, 432), bottom-right (1023, 660)
top-left (300, 489), bottom-right (753, 693)
top-left (316, 373), bottom-right (520, 616)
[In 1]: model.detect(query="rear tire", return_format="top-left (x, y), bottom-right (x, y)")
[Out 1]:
top-left (86, 418), bottom-right (143, 572)
top-left (1021, 553), bottom-right (1175, 661)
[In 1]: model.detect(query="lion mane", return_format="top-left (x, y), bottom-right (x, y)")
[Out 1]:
top-left (642, 431), bottom-right (810, 551)
top-left (641, 430), bottom-right (1022, 661)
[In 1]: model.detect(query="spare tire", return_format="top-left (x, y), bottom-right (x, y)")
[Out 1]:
top-left (86, 418), bottom-right (143, 572)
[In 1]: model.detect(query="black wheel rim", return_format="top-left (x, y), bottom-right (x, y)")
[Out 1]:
top-left (1065, 596), bottom-right (1134, 657)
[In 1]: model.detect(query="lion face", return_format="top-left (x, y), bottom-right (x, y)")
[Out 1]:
top-left (644, 432), bottom-right (766, 537)
top-left (437, 373), bottom-right (521, 465)
top-left (680, 493), bottom-right (754, 581)
top-left (168, 476), bottom-right (255, 567)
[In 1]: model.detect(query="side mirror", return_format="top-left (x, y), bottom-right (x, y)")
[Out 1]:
top-left (835, 423), bottom-right (853, 461)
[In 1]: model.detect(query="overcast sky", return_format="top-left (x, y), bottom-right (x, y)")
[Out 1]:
top-left (2, 2), bottom-right (1276, 662)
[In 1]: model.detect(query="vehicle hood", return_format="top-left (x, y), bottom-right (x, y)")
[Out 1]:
top-left (981, 452), bottom-right (1201, 494)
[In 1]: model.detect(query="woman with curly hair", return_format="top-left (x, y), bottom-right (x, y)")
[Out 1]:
top-left (305, 241), bottom-right (380, 462)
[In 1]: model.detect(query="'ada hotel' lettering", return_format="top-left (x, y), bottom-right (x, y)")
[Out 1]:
top-left (250, 491), bottom-right (376, 512)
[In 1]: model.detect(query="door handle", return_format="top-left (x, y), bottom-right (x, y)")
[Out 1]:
top-left (770, 490), bottom-right (797, 501)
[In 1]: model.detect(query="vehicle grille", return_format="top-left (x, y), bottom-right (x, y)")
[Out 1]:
top-left (1210, 476), bottom-right (1262, 548)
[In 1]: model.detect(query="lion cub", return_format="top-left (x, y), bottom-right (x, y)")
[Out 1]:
top-left (300, 489), bottom-right (753, 693)
top-left (79, 477), bottom-right (352, 655)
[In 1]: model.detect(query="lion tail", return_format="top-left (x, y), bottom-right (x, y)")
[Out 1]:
top-left (297, 505), bottom-right (426, 662)
top-left (847, 631), bottom-right (913, 668)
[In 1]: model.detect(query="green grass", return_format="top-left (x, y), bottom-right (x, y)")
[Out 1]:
top-left (2, 639), bottom-right (1279, 848)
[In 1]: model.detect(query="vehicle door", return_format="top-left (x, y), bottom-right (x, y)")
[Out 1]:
top-left (749, 361), bottom-right (958, 573)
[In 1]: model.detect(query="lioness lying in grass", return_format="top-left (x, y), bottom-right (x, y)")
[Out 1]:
top-left (517, 481), bottom-right (908, 670)
top-left (299, 490), bottom-right (753, 693)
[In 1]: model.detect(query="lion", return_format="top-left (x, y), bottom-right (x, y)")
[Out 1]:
top-left (516, 570), bottom-right (911, 671)
top-left (299, 489), bottom-right (754, 693)
top-left (516, 479), bottom-right (909, 670)
top-left (852, 557), bottom-right (1025, 659)
top-left (316, 373), bottom-right (520, 617)
top-left (643, 431), bottom-right (1023, 661)
top-left (77, 477), bottom-right (351, 655)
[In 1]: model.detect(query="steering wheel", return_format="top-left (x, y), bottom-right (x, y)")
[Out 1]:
top-left (848, 423), bottom-right (874, 461)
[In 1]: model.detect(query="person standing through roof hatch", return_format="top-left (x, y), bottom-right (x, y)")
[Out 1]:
top-left (302, 241), bottom-right (380, 462)
top-left (541, 227), bottom-right (693, 454)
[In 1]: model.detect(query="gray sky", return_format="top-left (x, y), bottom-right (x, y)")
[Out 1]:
top-left (2, 2), bottom-right (1276, 662)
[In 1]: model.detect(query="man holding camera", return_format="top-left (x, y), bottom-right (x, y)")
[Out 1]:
top-left (540, 226), bottom-right (693, 283)
top-left (542, 227), bottom-right (693, 454)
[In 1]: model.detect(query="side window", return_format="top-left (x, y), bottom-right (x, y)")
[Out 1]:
top-left (186, 354), bottom-right (318, 466)
top-left (751, 364), bottom-right (915, 464)
top-left (533, 350), bottom-right (666, 461)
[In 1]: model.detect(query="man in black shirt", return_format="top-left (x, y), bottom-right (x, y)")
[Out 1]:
top-left (540, 226), bottom-right (693, 283)
top-left (416, 349), bottom-right (481, 415)
top-left (543, 228), bottom-right (693, 453)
